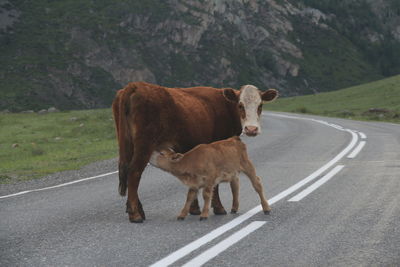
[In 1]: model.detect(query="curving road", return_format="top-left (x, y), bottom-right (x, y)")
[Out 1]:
top-left (1, 112), bottom-right (399, 266)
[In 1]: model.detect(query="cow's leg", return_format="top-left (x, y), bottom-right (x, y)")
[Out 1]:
top-left (189, 199), bottom-right (201, 215)
top-left (200, 185), bottom-right (213, 220)
top-left (211, 184), bottom-right (227, 215)
top-left (243, 162), bottom-right (271, 214)
top-left (178, 188), bottom-right (198, 220)
top-left (126, 199), bottom-right (145, 219)
top-left (230, 177), bottom-right (240, 214)
top-left (126, 142), bottom-right (154, 223)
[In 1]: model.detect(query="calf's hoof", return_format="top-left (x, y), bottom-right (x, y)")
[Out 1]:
top-left (213, 207), bottom-right (227, 215)
top-left (199, 217), bottom-right (208, 221)
top-left (177, 216), bottom-right (185, 221)
top-left (230, 209), bottom-right (237, 214)
top-left (264, 210), bottom-right (271, 215)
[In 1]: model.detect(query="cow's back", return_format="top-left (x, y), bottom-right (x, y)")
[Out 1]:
top-left (124, 82), bottom-right (241, 153)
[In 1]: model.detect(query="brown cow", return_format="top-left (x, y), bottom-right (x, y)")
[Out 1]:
top-left (112, 82), bottom-right (278, 223)
top-left (150, 136), bottom-right (271, 220)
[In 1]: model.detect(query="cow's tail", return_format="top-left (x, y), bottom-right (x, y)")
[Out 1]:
top-left (112, 83), bottom-right (137, 196)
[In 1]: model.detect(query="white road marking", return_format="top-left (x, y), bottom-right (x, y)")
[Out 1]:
top-left (347, 141), bottom-right (366, 159)
top-left (267, 131), bottom-right (356, 205)
top-left (358, 132), bottom-right (367, 139)
top-left (150, 114), bottom-right (359, 267)
top-left (1, 112), bottom-right (365, 266)
top-left (0, 171), bottom-right (118, 199)
top-left (329, 123), bottom-right (344, 130)
top-left (181, 221), bottom-right (266, 267)
top-left (288, 165), bottom-right (345, 202)
top-left (149, 205), bottom-right (264, 267)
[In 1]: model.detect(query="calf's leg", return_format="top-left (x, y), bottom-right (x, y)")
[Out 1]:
top-left (178, 188), bottom-right (198, 220)
top-left (200, 185), bottom-right (214, 220)
top-left (192, 186), bottom-right (226, 215)
top-left (242, 161), bottom-right (271, 214)
top-left (230, 176), bottom-right (240, 214)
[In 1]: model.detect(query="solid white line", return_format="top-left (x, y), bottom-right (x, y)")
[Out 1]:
top-left (149, 205), bottom-right (264, 267)
top-left (347, 141), bottom-right (366, 159)
top-left (0, 171), bottom-right (118, 199)
top-left (288, 165), bottom-right (345, 202)
top-left (150, 114), bottom-right (359, 267)
top-left (265, 130), bottom-right (357, 205)
top-left (181, 221), bottom-right (266, 267)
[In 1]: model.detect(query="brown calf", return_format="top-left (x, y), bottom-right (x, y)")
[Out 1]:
top-left (150, 136), bottom-right (271, 220)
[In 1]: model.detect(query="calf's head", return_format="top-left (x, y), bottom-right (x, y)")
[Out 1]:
top-left (149, 148), bottom-right (183, 170)
top-left (223, 85), bottom-right (278, 137)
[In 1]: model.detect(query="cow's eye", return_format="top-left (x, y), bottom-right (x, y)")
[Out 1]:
top-left (238, 103), bottom-right (244, 110)
top-left (257, 104), bottom-right (262, 114)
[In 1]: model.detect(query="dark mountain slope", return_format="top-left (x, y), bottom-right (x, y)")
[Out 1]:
top-left (1, 0), bottom-right (399, 111)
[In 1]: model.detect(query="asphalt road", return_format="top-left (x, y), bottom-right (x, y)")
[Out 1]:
top-left (1, 112), bottom-right (399, 266)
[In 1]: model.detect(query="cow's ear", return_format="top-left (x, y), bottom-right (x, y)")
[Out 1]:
top-left (171, 153), bottom-right (184, 162)
top-left (261, 89), bottom-right (278, 102)
top-left (223, 88), bottom-right (239, 103)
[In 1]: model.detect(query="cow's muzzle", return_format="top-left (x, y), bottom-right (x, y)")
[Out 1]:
top-left (244, 126), bottom-right (259, 137)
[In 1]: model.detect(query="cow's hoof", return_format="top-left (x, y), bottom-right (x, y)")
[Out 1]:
top-left (230, 209), bottom-right (237, 214)
top-left (177, 216), bottom-right (185, 221)
top-left (264, 210), bottom-right (271, 215)
top-left (128, 213), bottom-right (144, 223)
top-left (189, 210), bottom-right (201, 215)
top-left (138, 201), bottom-right (146, 220)
top-left (190, 199), bottom-right (201, 215)
top-left (126, 203), bottom-right (132, 213)
top-left (129, 217), bottom-right (144, 223)
top-left (213, 207), bottom-right (227, 215)
top-left (199, 217), bottom-right (208, 221)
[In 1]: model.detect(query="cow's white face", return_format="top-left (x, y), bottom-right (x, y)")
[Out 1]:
top-left (223, 85), bottom-right (278, 137)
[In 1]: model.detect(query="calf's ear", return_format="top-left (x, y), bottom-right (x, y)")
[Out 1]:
top-left (223, 88), bottom-right (239, 103)
top-left (171, 153), bottom-right (184, 162)
top-left (261, 89), bottom-right (278, 102)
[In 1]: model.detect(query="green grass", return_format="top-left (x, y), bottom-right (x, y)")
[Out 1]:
top-left (0, 109), bottom-right (117, 184)
top-left (1, 75), bottom-right (399, 184)
top-left (265, 75), bottom-right (400, 123)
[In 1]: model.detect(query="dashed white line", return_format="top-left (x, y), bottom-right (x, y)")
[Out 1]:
top-left (288, 165), bottom-right (345, 202)
top-left (347, 141), bottom-right (366, 159)
top-left (149, 205), bottom-right (265, 267)
top-left (268, 130), bottom-right (356, 205)
top-left (150, 114), bottom-right (359, 267)
top-left (358, 132), bottom-right (367, 139)
top-left (181, 221), bottom-right (266, 267)
top-left (1, 112), bottom-right (368, 267)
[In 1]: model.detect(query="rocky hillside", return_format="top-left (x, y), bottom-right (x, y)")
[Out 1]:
top-left (1, 0), bottom-right (400, 111)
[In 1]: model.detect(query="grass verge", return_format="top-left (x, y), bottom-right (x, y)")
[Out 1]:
top-left (265, 75), bottom-right (400, 123)
top-left (0, 109), bottom-right (117, 184)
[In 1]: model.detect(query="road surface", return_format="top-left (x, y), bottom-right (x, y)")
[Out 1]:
top-left (1, 112), bottom-right (399, 266)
